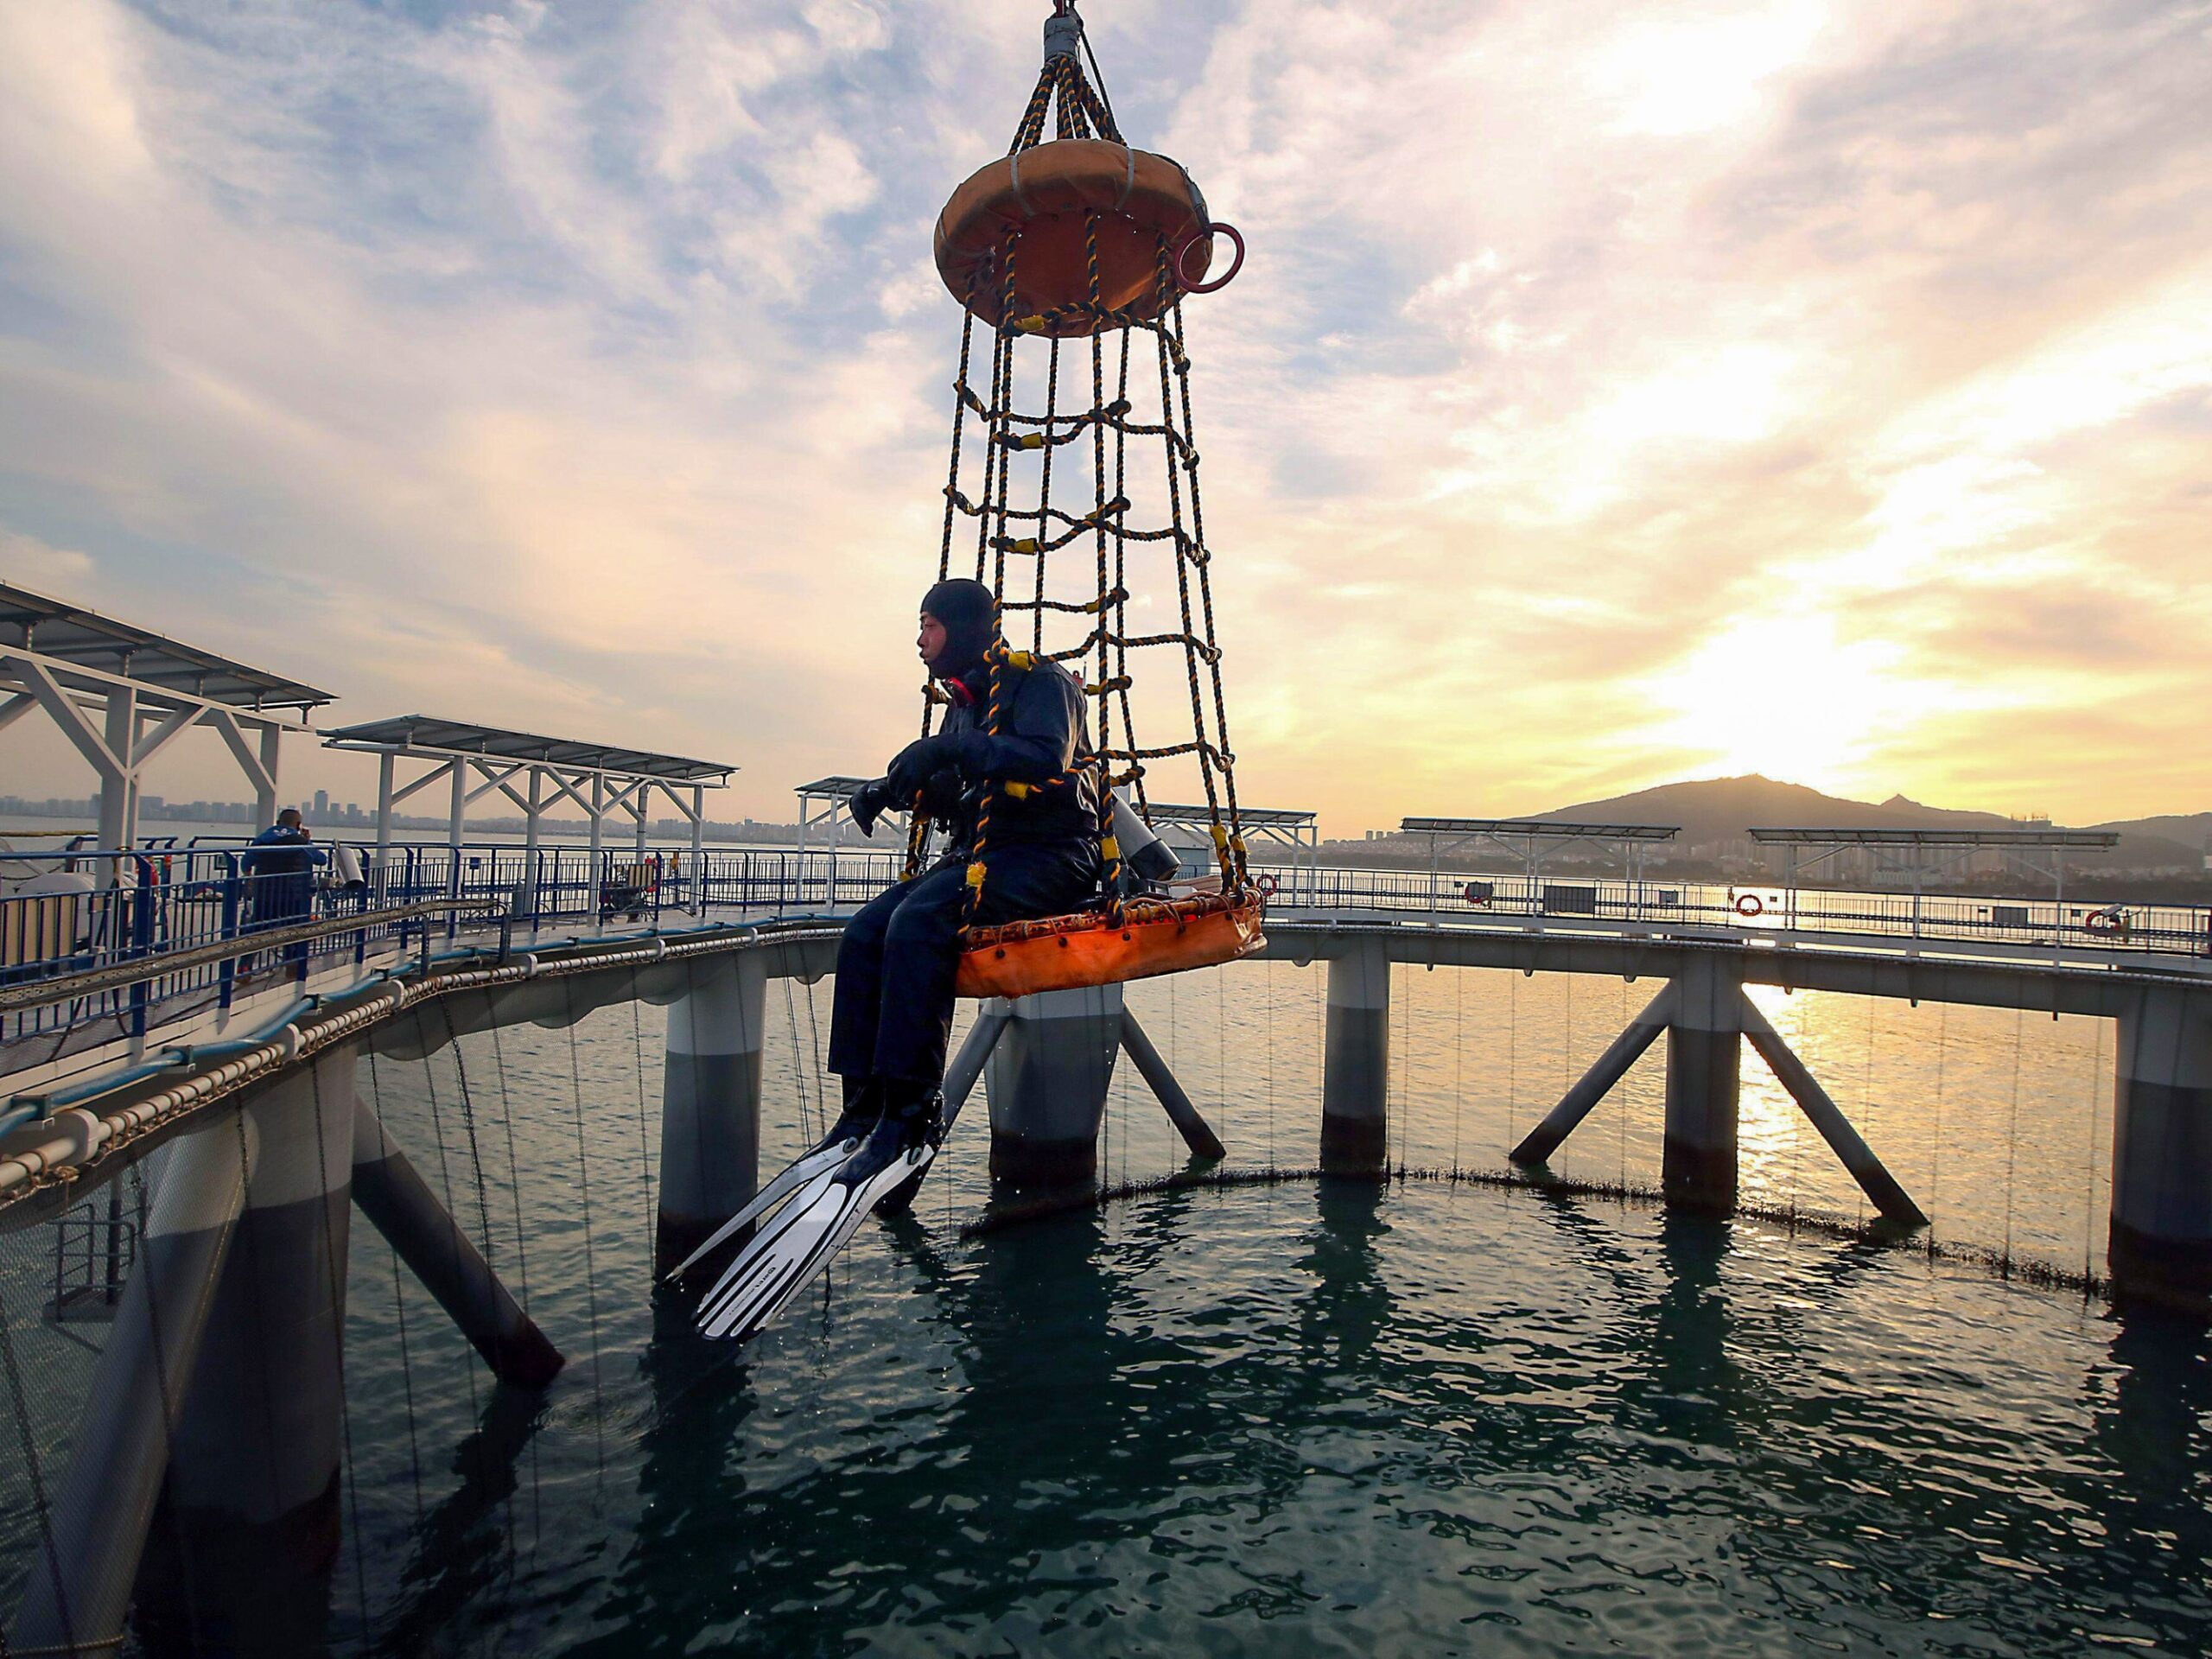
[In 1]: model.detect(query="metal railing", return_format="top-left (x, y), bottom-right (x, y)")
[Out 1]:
top-left (1282, 864), bottom-right (2212, 958)
top-left (3, 838), bottom-right (2206, 1065)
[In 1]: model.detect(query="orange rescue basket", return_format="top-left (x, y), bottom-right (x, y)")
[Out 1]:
top-left (955, 890), bottom-right (1265, 1001)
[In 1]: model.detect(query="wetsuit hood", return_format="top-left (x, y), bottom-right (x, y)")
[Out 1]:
top-left (921, 578), bottom-right (997, 682)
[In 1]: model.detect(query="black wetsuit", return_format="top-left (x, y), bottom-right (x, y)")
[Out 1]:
top-left (829, 655), bottom-right (1104, 1090)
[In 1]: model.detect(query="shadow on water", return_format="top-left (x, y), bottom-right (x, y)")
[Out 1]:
top-left (556, 1179), bottom-right (1407, 1655)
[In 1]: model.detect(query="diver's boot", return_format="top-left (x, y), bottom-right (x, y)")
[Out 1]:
top-left (821, 1075), bottom-right (884, 1149)
top-left (866, 1080), bottom-right (947, 1217)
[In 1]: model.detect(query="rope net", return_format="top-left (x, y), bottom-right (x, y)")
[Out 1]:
top-left (912, 20), bottom-right (1250, 912)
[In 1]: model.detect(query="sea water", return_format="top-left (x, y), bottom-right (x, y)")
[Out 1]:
top-left (276, 963), bottom-right (2210, 1657)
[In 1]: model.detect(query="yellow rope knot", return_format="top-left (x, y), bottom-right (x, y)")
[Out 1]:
top-left (966, 861), bottom-right (988, 890)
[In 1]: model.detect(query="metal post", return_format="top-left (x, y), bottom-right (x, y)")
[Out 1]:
top-left (690, 784), bottom-right (706, 912)
top-left (98, 683), bottom-right (137, 862)
top-left (11, 1117), bottom-right (253, 1653)
top-left (589, 774), bottom-right (606, 916)
top-left (1321, 938), bottom-right (1390, 1170)
top-left (446, 759), bottom-right (466, 868)
top-left (523, 767), bottom-right (543, 922)
top-left (986, 983), bottom-right (1122, 1189)
top-left (255, 724), bottom-right (281, 830)
top-left (374, 751), bottom-right (395, 885)
top-left (656, 954), bottom-right (766, 1275)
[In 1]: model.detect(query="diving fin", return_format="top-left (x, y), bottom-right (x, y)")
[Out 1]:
top-left (662, 1090), bottom-right (881, 1284)
top-left (694, 1105), bottom-right (944, 1343)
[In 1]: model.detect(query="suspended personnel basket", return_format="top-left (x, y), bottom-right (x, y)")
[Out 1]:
top-left (907, 2), bottom-right (1262, 1000)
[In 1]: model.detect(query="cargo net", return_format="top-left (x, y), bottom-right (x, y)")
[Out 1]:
top-left (914, 27), bottom-right (1251, 921)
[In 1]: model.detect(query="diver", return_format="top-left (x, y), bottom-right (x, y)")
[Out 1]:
top-left (832, 576), bottom-right (1105, 1171)
top-left (666, 579), bottom-right (1105, 1337)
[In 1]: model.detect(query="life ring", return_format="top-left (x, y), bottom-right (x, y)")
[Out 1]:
top-left (935, 137), bottom-right (1221, 335)
top-left (2083, 907), bottom-right (2129, 939)
top-left (1734, 893), bottom-right (1764, 918)
top-left (1463, 880), bottom-right (1494, 906)
top-left (1255, 872), bottom-right (1280, 899)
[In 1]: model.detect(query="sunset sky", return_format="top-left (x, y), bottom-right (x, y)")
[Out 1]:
top-left (3, 0), bottom-right (2208, 834)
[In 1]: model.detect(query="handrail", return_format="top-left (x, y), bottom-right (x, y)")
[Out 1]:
top-left (0, 919), bottom-right (845, 1224)
top-left (0, 898), bottom-right (506, 1016)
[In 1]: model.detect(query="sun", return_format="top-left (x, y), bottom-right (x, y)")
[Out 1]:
top-left (1632, 612), bottom-right (1913, 794)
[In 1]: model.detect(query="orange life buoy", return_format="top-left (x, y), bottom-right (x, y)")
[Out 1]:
top-left (934, 137), bottom-right (1222, 335)
top-left (1734, 893), bottom-right (1764, 918)
top-left (955, 891), bottom-right (1265, 999)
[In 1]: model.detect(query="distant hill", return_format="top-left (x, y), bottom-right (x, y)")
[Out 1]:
top-left (1524, 775), bottom-right (2208, 871)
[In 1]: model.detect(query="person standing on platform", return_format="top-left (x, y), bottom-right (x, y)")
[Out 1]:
top-left (242, 808), bottom-right (326, 965)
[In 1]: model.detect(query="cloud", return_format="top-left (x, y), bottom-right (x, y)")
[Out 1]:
top-left (0, 0), bottom-right (2207, 830)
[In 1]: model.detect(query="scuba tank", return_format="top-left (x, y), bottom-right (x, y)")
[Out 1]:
top-left (1109, 795), bottom-right (1182, 885)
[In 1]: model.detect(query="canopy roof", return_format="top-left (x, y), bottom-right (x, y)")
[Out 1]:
top-left (1147, 803), bottom-right (1315, 828)
top-left (325, 715), bottom-right (734, 784)
top-left (1402, 817), bottom-right (1680, 842)
top-left (0, 581), bottom-right (334, 714)
top-left (1749, 826), bottom-right (2118, 848)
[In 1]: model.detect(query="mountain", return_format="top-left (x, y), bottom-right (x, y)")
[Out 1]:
top-left (1526, 775), bottom-right (2207, 870)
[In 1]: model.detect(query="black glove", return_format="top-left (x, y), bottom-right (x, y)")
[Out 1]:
top-left (885, 733), bottom-right (962, 802)
top-left (849, 779), bottom-right (890, 838)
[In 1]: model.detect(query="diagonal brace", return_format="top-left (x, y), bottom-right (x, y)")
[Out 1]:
top-left (1513, 982), bottom-right (1675, 1166)
top-left (1739, 995), bottom-right (1928, 1226)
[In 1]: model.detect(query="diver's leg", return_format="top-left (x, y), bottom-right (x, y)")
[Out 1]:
top-left (825, 880), bottom-right (905, 1084)
top-left (868, 862), bottom-right (971, 1099)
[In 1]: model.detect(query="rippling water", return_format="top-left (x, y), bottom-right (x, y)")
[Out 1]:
top-left (304, 967), bottom-right (2201, 1656)
top-left (0, 961), bottom-right (2197, 1656)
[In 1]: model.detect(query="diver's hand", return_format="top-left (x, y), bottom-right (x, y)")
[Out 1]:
top-left (849, 779), bottom-right (890, 838)
top-left (885, 734), bottom-right (959, 801)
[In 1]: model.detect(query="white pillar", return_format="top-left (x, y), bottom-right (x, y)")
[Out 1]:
top-left (98, 683), bottom-right (137, 858)
top-left (1322, 938), bottom-right (1390, 1169)
top-left (374, 752), bottom-right (395, 862)
top-left (2110, 986), bottom-right (2212, 1313)
top-left (658, 955), bottom-right (766, 1273)
top-left (446, 758), bottom-right (466, 899)
top-left (523, 767), bottom-right (543, 917)
top-left (986, 984), bottom-right (1122, 1189)
top-left (1664, 951), bottom-right (1743, 1210)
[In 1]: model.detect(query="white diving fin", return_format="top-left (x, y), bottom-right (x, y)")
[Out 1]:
top-left (693, 1112), bottom-right (944, 1343)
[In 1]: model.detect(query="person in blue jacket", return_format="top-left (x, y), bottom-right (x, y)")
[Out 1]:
top-left (242, 808), bottom-right (327, 939)
top-left (831, 578), bottom-right (1104, 1155)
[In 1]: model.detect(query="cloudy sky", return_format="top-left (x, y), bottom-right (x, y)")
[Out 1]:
top-left (3, 0), bottom-right (2208, 832)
